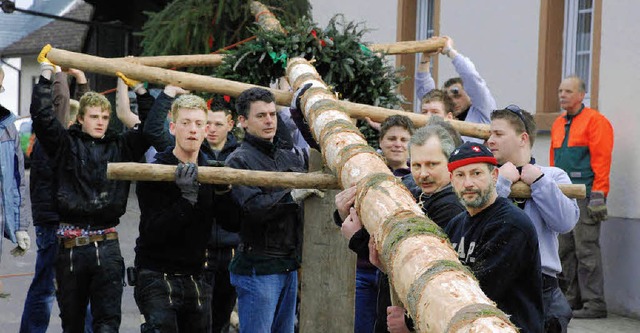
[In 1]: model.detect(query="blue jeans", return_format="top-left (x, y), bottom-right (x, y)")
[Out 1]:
top-left (355, 267), bottom-right (378, 333)
top-left (230, 270), bottom-right (297, 333)
top-left (134, 269), bottom-right (212, 333)
top-left (19, 225), bottom-right (93, 333)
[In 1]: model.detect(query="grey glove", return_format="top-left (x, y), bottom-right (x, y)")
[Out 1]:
top-left (176, 162), bottom-right (199, 205)
top-left (587, 191), bottom-right (608, 222)
top-left (291, 188), bottom-right (325, 203)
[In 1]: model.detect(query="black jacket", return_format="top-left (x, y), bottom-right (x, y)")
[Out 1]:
top-left (135, 147), bottom-right (238, 274)
top-left (208, 133), bottom-right (241, 248)
top-left (445, 197), bottom-right (544, 333)
top-left (29, 140), bottom-right (59, 226)
top-left (225, 133), bottom-right (306, 260)
top-left (30, 76), bottom-right (151, 229)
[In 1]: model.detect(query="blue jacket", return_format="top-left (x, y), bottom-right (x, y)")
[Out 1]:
top-left (0, 105), bottom-right (29, 244)
top-left (497, 164), bottom-right (579, 277)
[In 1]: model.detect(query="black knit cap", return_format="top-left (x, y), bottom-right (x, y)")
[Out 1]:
top-left (448, 142), bottom-right (497, 172)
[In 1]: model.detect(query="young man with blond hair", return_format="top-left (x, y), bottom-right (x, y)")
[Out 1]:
top-left (135, 92), bottom-right (236, 333)
top-left (30, 45), bottom-right (152, 332)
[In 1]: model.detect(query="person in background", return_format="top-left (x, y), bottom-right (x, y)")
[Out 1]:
top-left (550, 76), bottom-right (614, 319)
top-left (0, 65), bottom-right (30, 297)
top-left (416, 36), bottom-right (496, 142)
top-left (489, 106), bottom-right (578, 332)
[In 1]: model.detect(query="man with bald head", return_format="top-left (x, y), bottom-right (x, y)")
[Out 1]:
top-left (550, 76), bottom-right (614, 319)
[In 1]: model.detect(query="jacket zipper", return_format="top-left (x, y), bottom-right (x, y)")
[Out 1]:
top-left (191, 275), bottom-right (202, 308)
top-left (163, 273), bottom-right (173, 305)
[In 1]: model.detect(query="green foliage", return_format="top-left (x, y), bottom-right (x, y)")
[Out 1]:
top-left (138, 0), bottom-right (311, 74)
top-left (215, 15), bottom-right (408, 147)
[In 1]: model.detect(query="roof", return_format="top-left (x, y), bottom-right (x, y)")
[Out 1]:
top-left (0, 0), bottom-right (93, 57)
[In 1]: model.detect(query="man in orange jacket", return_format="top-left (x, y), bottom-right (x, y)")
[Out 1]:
top-left (550, 76), bottom-right (614, 319)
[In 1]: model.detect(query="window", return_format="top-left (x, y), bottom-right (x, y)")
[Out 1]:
top-left (414, 0), bottom-right (436, 111)
top-left (563, 0), bottom-right (594, 106)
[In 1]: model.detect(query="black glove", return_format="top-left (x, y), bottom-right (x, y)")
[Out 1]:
top-left (205, 160), bottom-right (231, 194)
top-left (291, 82), bottom-right (313, 112)
top-left (175, 162), bottom-right (199, 205)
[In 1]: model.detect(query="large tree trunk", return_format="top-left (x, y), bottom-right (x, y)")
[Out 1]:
top-left (45, 47), bottom-right (490, 139)
top-left (286, 57), bottom-right (517, 333)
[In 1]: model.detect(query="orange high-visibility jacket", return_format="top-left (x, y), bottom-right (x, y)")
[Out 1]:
top-left (550, 106), bottom-right (614, 197)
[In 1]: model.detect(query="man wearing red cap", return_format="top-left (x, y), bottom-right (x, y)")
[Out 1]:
top-left (445, 142), bottom-right (544, 333)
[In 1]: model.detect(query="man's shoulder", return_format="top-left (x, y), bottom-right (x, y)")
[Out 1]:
top-left (490, 198), bottom-right (537, 234)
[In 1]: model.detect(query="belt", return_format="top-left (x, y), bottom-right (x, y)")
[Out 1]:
top-left (542, 274), bottom-right (559, 291)
top-left (62, 232), bottom-right (119, 249)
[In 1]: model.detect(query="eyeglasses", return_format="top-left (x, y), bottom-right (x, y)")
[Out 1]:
top-left (504, 104), bottom-right (530, 135)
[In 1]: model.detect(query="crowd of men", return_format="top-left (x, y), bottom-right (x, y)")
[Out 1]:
top-left (0, 35), bottom-right (613, 333)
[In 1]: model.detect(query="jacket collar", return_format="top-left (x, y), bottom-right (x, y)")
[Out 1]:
top-left (68, 123), bottom-right (117, 142)
top-left (244, 132), bottom-right (278, 157)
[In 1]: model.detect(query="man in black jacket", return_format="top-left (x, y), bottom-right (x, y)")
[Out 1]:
top-left (135, 93), bottom-right (236, 333)
top-left (445, 142), bottom-right (544, 333)
top-left (225, 87), bottom-right (307, 333)
top-left (30, 46), bottom-right (151, 333)
top-left (141, 88), bottom-right (241, 332)
top-left (202, 102), bottom-right (240, 333)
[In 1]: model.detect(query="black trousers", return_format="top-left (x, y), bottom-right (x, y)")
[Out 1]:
top-left (204, 248), bottom-right (237, 333)
top-left (55, 239), bottom-right (124, 333)
top-left (134, 268), bottom-right (212, 333)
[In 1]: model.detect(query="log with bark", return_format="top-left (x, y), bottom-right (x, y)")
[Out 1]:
top-left (106, 162), bottom-right (585, 198)
top-left (286, 57), bottom-right (517, 332)
top-left (107, 163), bottom-right (340, 189)
top-left (250, 1), bottom-right (285, 33)
top-left (45, 47), bottom-right (490, 139)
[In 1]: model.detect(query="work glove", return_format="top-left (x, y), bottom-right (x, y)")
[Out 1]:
top-left (116, 72), bottom-right (144, 91)
top-left (11, 231), bottom-right (31, 256)
top-left (587, 191), bottom-right (608, 222)
top-left (291, 188), bottom-right (325, 203)
top-left (38, 44), bottom-right (56, 72)
top-left (176, 162), bottom-right (199, 205)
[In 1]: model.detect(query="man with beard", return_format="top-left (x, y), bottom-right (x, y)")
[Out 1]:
top-left (445, 142), bottom-right (544, 333)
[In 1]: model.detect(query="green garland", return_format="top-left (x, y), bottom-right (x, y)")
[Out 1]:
top-left (215, 15), bottom-right (408, 147)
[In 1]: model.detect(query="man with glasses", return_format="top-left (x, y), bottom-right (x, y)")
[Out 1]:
top-left (416, 36), bottom-right (496, 142)
top-left (488, 106), bottom-right (579, 332)
top-left (550, 76), bottom-right (614, 319)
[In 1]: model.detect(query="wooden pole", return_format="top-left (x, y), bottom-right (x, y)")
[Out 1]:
top-left (46, 47), bottom-right (489, 139)
top-left (369, 37), bottom-right (446, 55)
top-left (106, 162), bottom-right (585, 198)
top-left (116, 54), bottom-right (225, 68)
top-left (250, 1), bottom-right (285, 33)
top-left (46, 47), bottom-right (293, 106)
top-left (299, 150), bottom-right (356, 332)
top-left (106, 163), bottom-right (340, 189)
top-left (110, 38), bottom-right (447, 69)
top-left (286, 57), bottom-right (517, 333)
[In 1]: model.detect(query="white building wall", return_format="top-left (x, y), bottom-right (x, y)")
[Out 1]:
top-left (18, 58), bottom-right (39, 117)
top-left (597, 0), bottom-right (640, 219)
top-left (310, 0), bottom-right (397, 45)
top-left (438, 0), bottom-right (540, 113)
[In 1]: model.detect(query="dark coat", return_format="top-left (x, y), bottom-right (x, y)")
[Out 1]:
top-left (30, 76), bottom-right (151, 229)
top-left (135, 147), bottom-right (238, 274)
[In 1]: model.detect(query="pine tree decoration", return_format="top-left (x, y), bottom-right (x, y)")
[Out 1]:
top-left (215, 15), bottom-right (407, 147)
